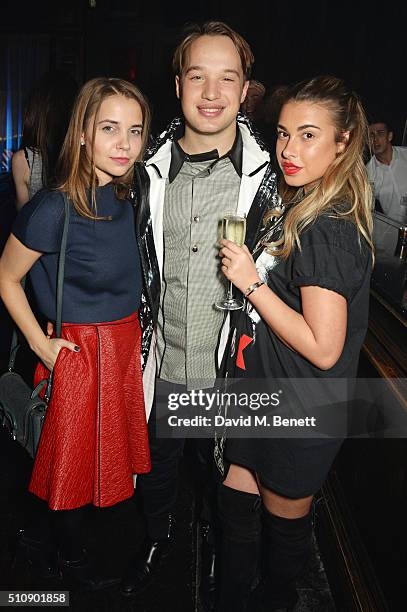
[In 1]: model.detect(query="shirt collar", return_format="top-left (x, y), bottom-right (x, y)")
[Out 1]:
top-left (374, 146), bottom-right (398, 168)
top-left (168, 129), bottom-right (243, 183)
top-left (146, 119), bottom-right (269, 180)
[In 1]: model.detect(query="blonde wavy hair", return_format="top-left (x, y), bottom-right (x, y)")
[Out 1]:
top-left (264, 76), bottom-right (373, 259)
top-left (57, 77), bottom-right (151, 220)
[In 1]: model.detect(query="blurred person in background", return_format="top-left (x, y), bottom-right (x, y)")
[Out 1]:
top-left (366, 118), bottom-right (407, 223)
top-left (240, 79), bottom-right (266, 122)
top-left (11, 71), bottom-right (78, 210)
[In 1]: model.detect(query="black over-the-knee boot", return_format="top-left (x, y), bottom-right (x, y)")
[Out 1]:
top-left (250, 508), bottom-right (313, 611)
top-left (217, 485), bottom-right (261, 612)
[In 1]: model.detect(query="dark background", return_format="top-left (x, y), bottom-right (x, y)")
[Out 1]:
top-left (1, 0), bottom-right (406, 158)
top-left (0, 5), bottom-right (406, 608)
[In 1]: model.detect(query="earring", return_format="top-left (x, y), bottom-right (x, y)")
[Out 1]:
top-left (80, 141), bottom-right (85, 146)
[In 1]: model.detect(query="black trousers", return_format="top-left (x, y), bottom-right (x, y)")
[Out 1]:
top-left (138, 379), bottom-right (216, 539)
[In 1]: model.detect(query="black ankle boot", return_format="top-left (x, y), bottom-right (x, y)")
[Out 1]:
top-left (248, 579), bottom-right (299, 612)
top-left (59, 549), bottom-right (120, 591)
top-left (13, 529), bottom-right (59, 579)
top-left (217, 486), bottom-right (262, 612)
top-left (199, 520), bottom-right (217, 612)
top-left (121, 514), bottom-right (174, 596)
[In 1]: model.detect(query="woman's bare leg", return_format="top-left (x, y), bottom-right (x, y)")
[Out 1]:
top-left (223, 463), bottom-right (259, 494)
top-left (257, 480), bottom-right (313, 517)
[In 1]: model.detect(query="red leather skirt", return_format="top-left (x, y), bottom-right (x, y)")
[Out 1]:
top-left (29, 312), bottom-right (151, 510)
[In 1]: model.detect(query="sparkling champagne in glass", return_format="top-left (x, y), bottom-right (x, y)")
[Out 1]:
top-left (215, 213), bottom-right (247, 311)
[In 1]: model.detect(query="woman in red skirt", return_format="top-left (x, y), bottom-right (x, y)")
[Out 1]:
top-left (0, 77), bottom-right (153, 588)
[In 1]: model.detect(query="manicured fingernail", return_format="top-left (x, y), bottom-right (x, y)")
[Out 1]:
top-left (74, 346), bottom-right (80, 352)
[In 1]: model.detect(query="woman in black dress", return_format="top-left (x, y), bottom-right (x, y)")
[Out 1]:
top-left (216, 76), bottom-right (373, 611)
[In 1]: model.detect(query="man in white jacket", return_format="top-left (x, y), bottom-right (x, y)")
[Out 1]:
top-left (122, 21), bottom-right (278, 606)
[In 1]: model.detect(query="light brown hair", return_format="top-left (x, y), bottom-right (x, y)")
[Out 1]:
top-left (57, 77), bottom-right (151, 220)
top-left (265, 75), bottom-right (373, 259)
top-left (172, 21), bottom-right (254, 81)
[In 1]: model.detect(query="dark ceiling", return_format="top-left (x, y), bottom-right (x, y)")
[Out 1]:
top-left (1, 0), bottom-right (406, 138)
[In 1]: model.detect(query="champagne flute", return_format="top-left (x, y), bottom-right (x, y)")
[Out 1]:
top-left (215, 213), bottom-right (247, 311)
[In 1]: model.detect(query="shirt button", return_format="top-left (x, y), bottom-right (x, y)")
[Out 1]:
top-left (192, 245), bottom-right (198, 253)
top-left (193, 215), bottom-right (200, 223)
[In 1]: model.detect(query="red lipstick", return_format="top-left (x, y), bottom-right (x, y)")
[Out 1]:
top-left (281, 162), bottom-right (302, 175)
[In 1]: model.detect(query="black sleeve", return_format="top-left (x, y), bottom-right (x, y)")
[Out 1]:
top-left (289, 216), bottom-right (368, 301)
top-left (12, 190), bottom-right (65, 253)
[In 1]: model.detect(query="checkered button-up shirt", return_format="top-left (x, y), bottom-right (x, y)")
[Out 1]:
top-left (156, 153), bottom-right (241, 390)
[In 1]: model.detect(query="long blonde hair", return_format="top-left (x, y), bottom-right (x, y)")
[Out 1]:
top-left (265, 76), bottom-right (373, 258)
top-left (57, 77), bottom-right (151, 219)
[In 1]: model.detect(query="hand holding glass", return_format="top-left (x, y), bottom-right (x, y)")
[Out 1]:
top-left (215, 213), bottom-right (247, 311)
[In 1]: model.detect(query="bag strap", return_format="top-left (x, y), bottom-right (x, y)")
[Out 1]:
top-left (8, 193), bottom-right (71, 401)
top-left (55, 193), bottom-right (70, 337)
top-left (8, 293), bottom-right (23, 371)
top-left (44, 193), bottom-right (70, 400)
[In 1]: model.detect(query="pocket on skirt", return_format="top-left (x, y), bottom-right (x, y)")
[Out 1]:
top-left (52, 347), bottom-right (68, 372)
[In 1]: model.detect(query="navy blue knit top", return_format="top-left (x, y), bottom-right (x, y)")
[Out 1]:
top-left (13, 184), bottom-right (142, 323)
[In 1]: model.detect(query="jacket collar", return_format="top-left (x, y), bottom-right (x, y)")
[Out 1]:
top-left (238, 115), bottom-right (270, 176)
top-left (168, 128), bottom-right (243, 183)
top-left (146, 114), bottom-right (269, 179)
